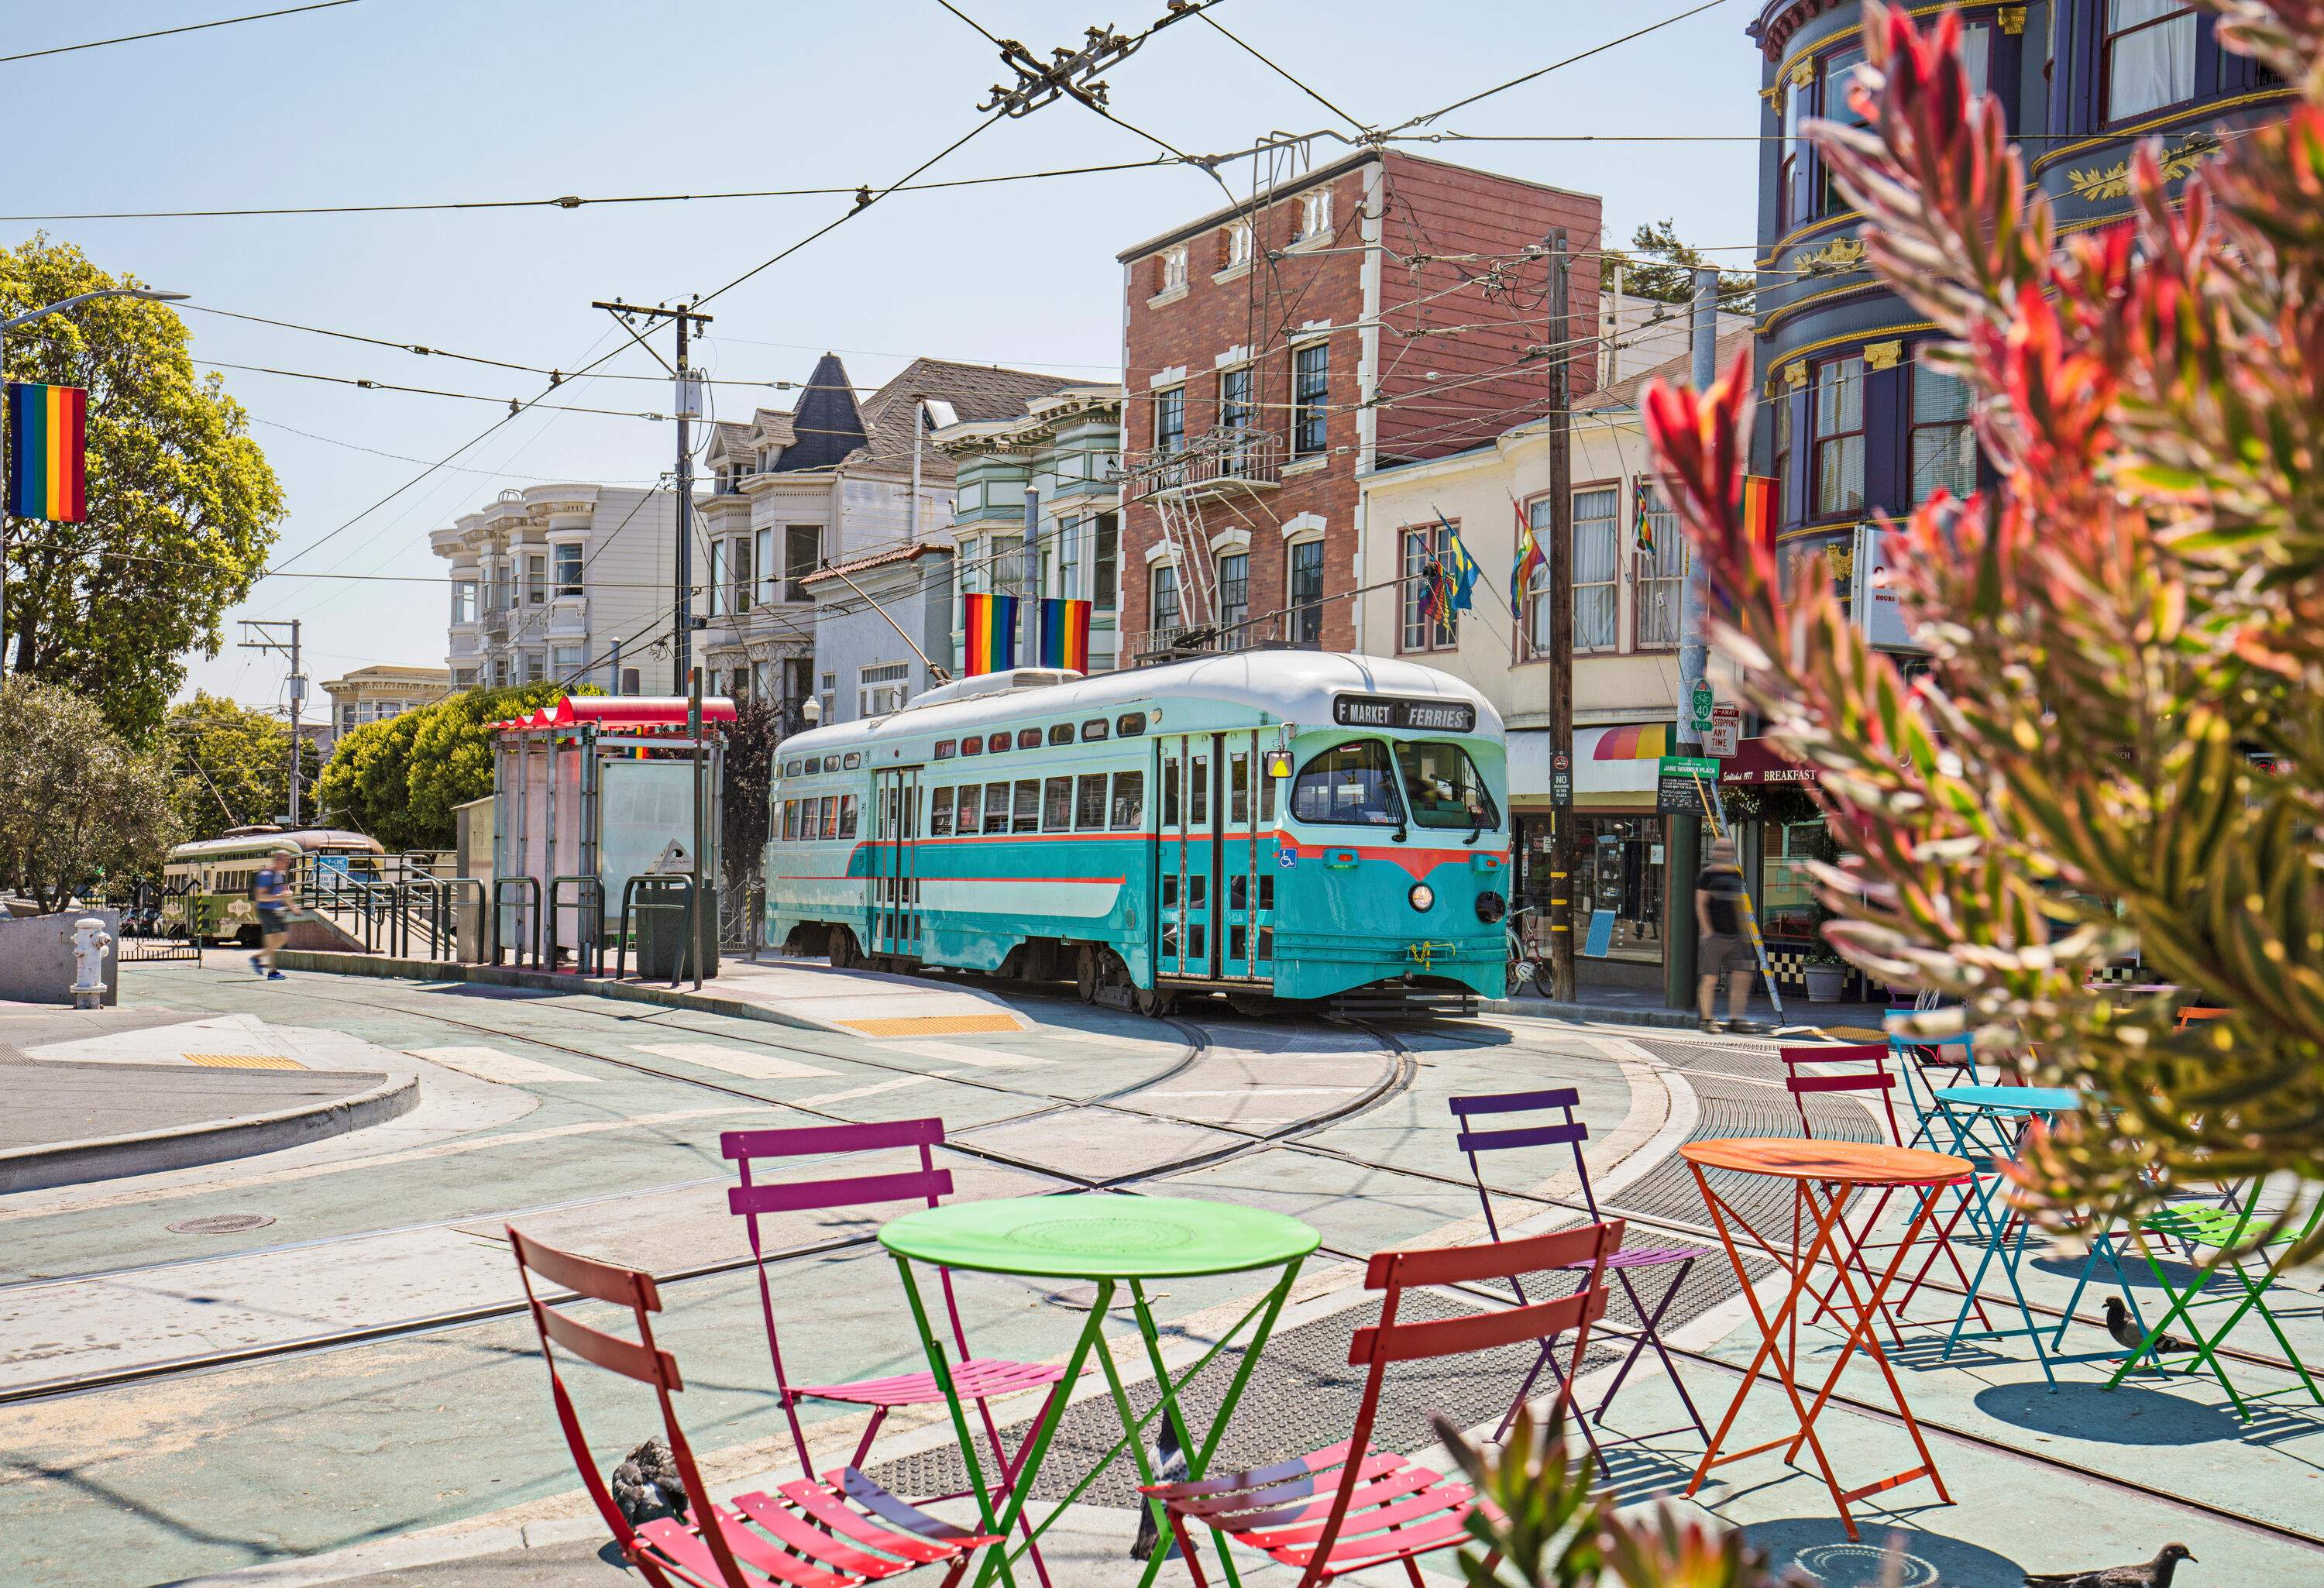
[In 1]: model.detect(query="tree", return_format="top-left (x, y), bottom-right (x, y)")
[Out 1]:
top-left (311, 682), bottom-right (583, 851)
top-left (1645, 2), bottom-right (2324, 1256)
top-left (0, 675), bottom-right (180, 911)
top-left (1611, 219), bottom-right (1755, 311)
top-left (1, 237), bottom-right (285, 737)
top-left (165, 690), bottom-right (316, 842)
top-left (721, 696), bottom-right (782, 895)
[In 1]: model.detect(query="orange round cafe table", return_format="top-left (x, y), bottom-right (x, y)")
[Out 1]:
top-left (1679, 1137), bottom-right (1972, 1542)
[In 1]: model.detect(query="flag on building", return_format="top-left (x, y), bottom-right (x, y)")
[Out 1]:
top-left (1420, 513), bottom-right (1481, 630)
top-left (1038, 597), bottom-right (1090, 672)
top-left (1631, 476), bottom-right (1656, 556)
top-left (1739, 473), bottom-right (1778, 550)
top-left (1509, 497), bottom-right (1545, 618)
top-left (6, 382), bottom-right (88, 522)
top-left (962, 592), bottom-right (1018, 675)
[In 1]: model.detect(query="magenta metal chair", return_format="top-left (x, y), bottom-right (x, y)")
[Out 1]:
top-left (723, 1118), bottom-right (1068, 1586)
top-left (507, 1225), bottom-right (995, 1588)
top-left (1778, 1044), bottom-right (1989, 1340)
top-left (1447, 1088), bottom-right (1708, 1472)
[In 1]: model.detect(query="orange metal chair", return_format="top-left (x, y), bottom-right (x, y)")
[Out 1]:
top-left (1140, 1222), bottom-right (1621, 1586)
top-left (508, 1225), bottom-right (997, 1588)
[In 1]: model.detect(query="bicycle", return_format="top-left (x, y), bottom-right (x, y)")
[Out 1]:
top-left (1504, 904), bottom-right (1551, 1000)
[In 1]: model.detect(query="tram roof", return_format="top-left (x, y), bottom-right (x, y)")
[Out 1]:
top-left (777, 651), bottom-right (1502, 758)
top-left (167, 830), bottom-right (384, 860)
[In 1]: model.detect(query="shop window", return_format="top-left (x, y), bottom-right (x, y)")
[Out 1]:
top-left (1573, 815), bottom-right (1669, 964)
top-left (1290, 741), bottom-right (1403, 826)
top-left (1910, 361), bottom-right (1977, 504)
top-left (1812, 356), bottom-right (1866, 517)
top-left (2105, 0), bottom-right (2198, 122)
top-left (1762, 819), bottom-right (1838, 939)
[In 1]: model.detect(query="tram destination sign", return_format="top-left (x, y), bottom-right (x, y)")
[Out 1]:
top-left (1331, 694), bottom-right (1477, 734)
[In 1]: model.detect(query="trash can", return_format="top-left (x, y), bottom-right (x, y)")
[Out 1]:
top-left (633, 880), bottom-right (719, 981)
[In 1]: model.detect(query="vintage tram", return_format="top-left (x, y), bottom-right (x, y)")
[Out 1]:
top-left (160, 827), bottom-right (387, 945)
top-left (763, 652), bottom-right (1509, 1012)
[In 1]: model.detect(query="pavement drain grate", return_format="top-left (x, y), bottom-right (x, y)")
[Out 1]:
top-left (181, 1053), bottom-right (305, 1070)
top-left (166, 1213), bottom-right (277, 1235)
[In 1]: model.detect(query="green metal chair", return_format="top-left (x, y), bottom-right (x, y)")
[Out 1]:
top-left (2105, 1188), bottom-right (2324, 1419)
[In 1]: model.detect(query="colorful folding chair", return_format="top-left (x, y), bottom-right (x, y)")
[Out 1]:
top-left (1887, 1031), bottom-right (1977, 1149)
top-left (507, 1225), bottom-right (996, 1588)
top-left (1447, 1088), bottom-right (1707, 1466)
top-left (1779, 1044), bottom-right (1989, 1339)
top-left (724, 1119), bottom-right (1069, 1585)
top-left (1142, 1223), bottom-right (1622, 1587)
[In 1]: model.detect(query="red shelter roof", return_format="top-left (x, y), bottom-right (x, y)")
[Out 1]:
top-left (491, 696), bottom-right (738, 733)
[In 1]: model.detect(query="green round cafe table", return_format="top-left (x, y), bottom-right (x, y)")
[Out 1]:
top-left (881, 1194), bottom-right (1321, 1588)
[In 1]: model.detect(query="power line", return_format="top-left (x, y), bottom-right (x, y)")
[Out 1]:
top-left (1190, 10), bottom-right (1370, 134)
top-left (0, 0), bottom-right (362, 66)
top-left (1381, 0), bottom-right (1737, 135)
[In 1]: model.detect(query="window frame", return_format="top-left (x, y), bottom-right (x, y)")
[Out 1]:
top-left (1398, 522), bottom-right (1458, 654)
top-left (1154, 386), bottom-right (1186, 455)
top-left (1219, 365), bottom-right (1253, 437)
top-left (1215, 549), bottom-right (1250, 642)
top-left (1810, 353), bottom-right (1868, 521)
top-left (1287, 536), bottom-right (1325, 648)
top-left (1290, 342), bottom-right (1328, 456)
top-left (1631, 480), bottom-right (1689, 652)
top-left (2101, 0), bottom-right (2201, 125)
top-left (1150, 562), bottom-right (1182, 634)
top-left (1907, 354), bottom-right (1978, 507)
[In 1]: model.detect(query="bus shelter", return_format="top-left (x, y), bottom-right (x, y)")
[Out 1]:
top-left (490, 696), bottom-right (733, 974)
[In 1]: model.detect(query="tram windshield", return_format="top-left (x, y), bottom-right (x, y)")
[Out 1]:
top-left (1394, 741), bottom-right (1498, 830)
top-left (1291, 741), bottom-right (1403, 826)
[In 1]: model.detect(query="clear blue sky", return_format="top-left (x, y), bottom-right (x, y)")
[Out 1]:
top-left (2, 0), bottom-right (1763, 713)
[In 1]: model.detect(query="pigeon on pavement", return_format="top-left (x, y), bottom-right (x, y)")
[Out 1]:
top-left (2104, 1297), bottom-right (2194, 1356)
top-left (1131, 1418), bottom-right (1186, 1561)
top-left (611, 1437), bottom-right (689, 1526)
top-left (2025, 1542), bottom-right (2196, 1588)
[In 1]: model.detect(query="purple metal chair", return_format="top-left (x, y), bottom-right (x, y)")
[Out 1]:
top-left (723, 1118), bottom-right (1069, 1586)
top-left (1447, 1088), bottom-right (1708, 1473)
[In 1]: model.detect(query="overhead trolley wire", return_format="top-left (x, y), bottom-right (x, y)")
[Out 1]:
top-left (0, 0), bottom-right (363, 66)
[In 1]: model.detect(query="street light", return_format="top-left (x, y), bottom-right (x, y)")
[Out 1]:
top-left (0, 285), bottom-right (191, 675)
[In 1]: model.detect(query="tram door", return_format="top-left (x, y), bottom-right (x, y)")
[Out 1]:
top-left (1157, 736), bottom-right (1214, 979)
top-left (1219, 730), bottom-right (1276, 983)
top-left (871, 767), bottom-right (922, 958)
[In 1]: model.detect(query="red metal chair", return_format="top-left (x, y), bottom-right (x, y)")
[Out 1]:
top-left (1142, 1222), bottom-right (1621, 1587)
top-left (1779, 1044), bottom-right (1988, 1341)
top-left (1447, 1088), bottom-right (1708, 1466)
top-left (507, 1225), bottom-right (996, 1588)
top-left (724, 1119), bottom-right (1068, 1584)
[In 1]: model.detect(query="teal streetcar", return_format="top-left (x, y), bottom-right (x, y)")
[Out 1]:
top-left (764, 653), bottom-right (1509, 1013)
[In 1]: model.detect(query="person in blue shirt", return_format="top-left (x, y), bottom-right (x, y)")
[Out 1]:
top-left (249, 847), bottom-right (295, 981)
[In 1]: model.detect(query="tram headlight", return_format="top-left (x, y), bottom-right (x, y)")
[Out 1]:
top-left (1408, 882), bottom-right (1435, 913)
top-left (1475, 891), bottom-right (1506, 923)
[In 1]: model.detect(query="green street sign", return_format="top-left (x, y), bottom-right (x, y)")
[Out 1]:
top-left (1687, 679), bottom-right (1716, 731)
top-left (1660, 755), bottom-right (1719, 776)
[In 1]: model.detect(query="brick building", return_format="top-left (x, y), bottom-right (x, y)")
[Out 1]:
top-left (1115, 150), bottom-right (1600, 661)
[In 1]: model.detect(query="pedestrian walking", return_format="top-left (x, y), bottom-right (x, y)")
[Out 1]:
top-left (1695, 835), bottom-right (1755, 1033)
top-left (249, 845), bottom-right (295, 981)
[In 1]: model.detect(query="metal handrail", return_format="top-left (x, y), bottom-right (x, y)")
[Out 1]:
top-left (614, 875), bottom-right (695, 989)
top-left (491, 876), bottom-right (542, 968)
top-left (548, 875), bottom-right (606, 976)
top-left (440, 875), bottom-right (487, 962)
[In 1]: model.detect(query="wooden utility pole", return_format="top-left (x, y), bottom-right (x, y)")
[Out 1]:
top-left (1545, 232), bottom-right (1577, 1002)
top-left (592, 299), bottom-right (711, 692)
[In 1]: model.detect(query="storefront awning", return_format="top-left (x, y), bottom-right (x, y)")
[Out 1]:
top-left (1508, 724), bottom-right (1670, 803)
top-left (1720, 736), bottom-right (1818, 785)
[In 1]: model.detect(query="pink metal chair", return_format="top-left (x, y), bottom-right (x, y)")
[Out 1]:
top-left (723, 1119), bottom-right (1069, 1584)
top-left (507, 1225), bottom-right (995, 1587)
top-left (1142, 1222), bottom-right (1621, 1586)
top-left (1779, 1043), bottom-right (1988, 1341)
top-left (1447, 1088), bottom-right (1708, 1469)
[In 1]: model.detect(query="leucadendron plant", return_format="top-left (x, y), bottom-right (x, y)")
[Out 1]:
top-left (1644, 0), bottom-right (2324, 1258)
top-left (1429, 1408), bottom-right (1790, 1588)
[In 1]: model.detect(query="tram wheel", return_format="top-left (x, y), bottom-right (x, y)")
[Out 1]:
top-left (1074, 944), bottom-right (1100, 1004)
top-left (827, 924), bottom-right (859, 970)
top-left (1133, 985), bottom-right (1176, 1018)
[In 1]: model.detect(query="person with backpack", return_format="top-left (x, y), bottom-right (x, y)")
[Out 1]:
top-left (249, 847), bottom-right (296, 981)
top-left (1695, 835), bottom-right (1758, 1033)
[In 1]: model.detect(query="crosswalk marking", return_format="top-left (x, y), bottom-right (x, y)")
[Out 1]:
top-left (409, 1046), bottom-right (600, 1085)
top-left (632, 1042), bottom-right (837, 1080)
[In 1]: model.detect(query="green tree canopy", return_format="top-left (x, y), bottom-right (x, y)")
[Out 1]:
top-left (164, 690), bottom-right (316, 842)
top-left (1612, 218), bottom-right (1755, 311)
top-left (313, 682), bottom-right (583, 851)
top-left (0, 675), bottom-right (180, 911)
top-left (2, 236), bottom-right (284, 737)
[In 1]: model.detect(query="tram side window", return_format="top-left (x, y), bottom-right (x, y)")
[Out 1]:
top-left (987, 732), bottom-right (1011, 754)
top-left (1016, 727), bottom-right (1043, 750)
top-left (821, 796), bottom-right (841, 840)
top-left (1393, 741), bottom-right (1498, 829)
top-left (839, 795), bottom-right (858, 839)
top-left (1117, 713), bottom-right (1147, 737)
top-left (957, 785), bottom-right (981, 834)
top-left (1012, 779), bottom-right (1040, 833)
top-left (1291, 741), bottom-right (1404, 826)
top-left (1189, 755), bottom-right (1209, 823)
top-left (1043, 776), bottom-right (1074, 831)
top-left (930, 789), bottom-right (954, 837)
top-left (983, 782), bottom-right (1012, 834)
top-left (1075, 772), bottom-right (1109, 830)
top-left (1164, 758), bottom-right (1180, 825)
top-left (961, 737), bottom-right (984, 758)
top-left (1047, 724), bottom-right (1074, 747)
top-left (1229, 751), bottom-right (1250, 824)
top-left (936, 740), bottom-right (957, 760)
top-left (780, 801), bottom-right (797, 841)
top-left (1081, 718), bottom-right (1109, 741)
top-left (1110, 770), bottom-right (1145, 830)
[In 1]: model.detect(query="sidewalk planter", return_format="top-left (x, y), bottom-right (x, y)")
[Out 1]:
top-left (1803, 963), bottom-right (1849, 1003)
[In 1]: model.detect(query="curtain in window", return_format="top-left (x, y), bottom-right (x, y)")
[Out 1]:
top-left (1573, 487), bottom-right (1620, 650)
top-left (1813, 359), bottom-right (1865, 517)
top-left (1635, 488), bottom-right (1688, 648)
top-left (2106, 0), bottom-right (2197, 121)
top-left (1910, 365), bottom-right (1978, 504)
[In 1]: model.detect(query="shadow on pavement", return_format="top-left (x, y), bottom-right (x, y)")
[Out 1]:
top-left (1742, 1518), bottom-right (2023, 1588)
top-left (1972, 1379), bottom-right (2243, 1445)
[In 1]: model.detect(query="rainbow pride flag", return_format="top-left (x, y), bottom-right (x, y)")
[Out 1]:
top-left (1038, 597), bottom-right (1090, 672)
top-left (1739, 473), bottom-right (1778, 548)
top-left (963, 591), bottom-right (1018, 675)
top-left (7, 383), bottom-right (88, 522)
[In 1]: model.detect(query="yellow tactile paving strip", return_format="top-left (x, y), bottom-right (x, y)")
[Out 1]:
top-left (834, 1014), bottom-right (1026, 1037)
top-left (181, 1053), bottom-right (307, 1070)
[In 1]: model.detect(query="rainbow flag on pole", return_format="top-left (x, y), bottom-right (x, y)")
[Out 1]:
top-left (7, 383), bottom-right (88, 522)
top-left (963, 591), bottom-right (1018, 675)
top-left (1038, 597), bottom-right (1090, 672)
top-left (1509, 497), bottom-right (1545, 618)
top-left (1739, 473), bottom-right (1778, 548)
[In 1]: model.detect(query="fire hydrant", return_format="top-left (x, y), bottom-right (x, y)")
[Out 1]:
top-left (70, 916), bottom-right (112, 1009)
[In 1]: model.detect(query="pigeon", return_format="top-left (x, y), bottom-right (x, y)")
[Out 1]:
top-left (1130, 1418), bottom-right (1186, 1561)
top-left (2025, 1542), bottom-right (2195, 1588)
top-left (611, 1437), bottom-right (689, 1526)
top-left (2104, 1298), bottom-right (2194, 1357)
